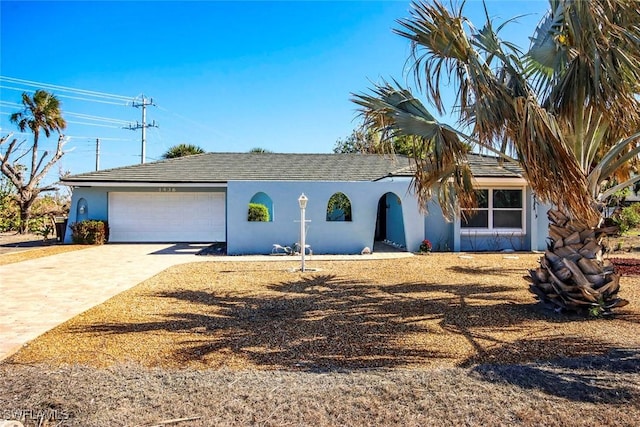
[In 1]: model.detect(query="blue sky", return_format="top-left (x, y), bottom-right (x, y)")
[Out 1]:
top-left (0, 0), bottom-right (548, 182)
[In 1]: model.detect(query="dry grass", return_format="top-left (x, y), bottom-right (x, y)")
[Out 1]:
top-left (7, 254), bottom-right (640, 370)
top-left (2, 253), bottom-right (640, 426)
top-left (0, 231), bottom-right (87, 265)
top-left (1, 355), bottom-right (639, 427)
top-left (0, 244), bottom-right (87, 266)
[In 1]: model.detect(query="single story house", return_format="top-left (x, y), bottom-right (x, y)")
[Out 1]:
top-left (61, 152), bottom-right (550, 254)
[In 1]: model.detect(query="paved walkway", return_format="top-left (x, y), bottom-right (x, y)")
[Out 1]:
top-left (0, 244), bottom-right (412, 361)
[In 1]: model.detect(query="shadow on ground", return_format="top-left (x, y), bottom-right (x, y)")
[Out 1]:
top-left (472, 347), bottom-right (640, 404)
top-left (147, 243), bottom-right (219, 256)
top-left (64, 270), bottom-right (634, 372)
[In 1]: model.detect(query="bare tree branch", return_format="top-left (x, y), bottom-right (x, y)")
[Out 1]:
top-left (29, 135), bottom-right (67, 192)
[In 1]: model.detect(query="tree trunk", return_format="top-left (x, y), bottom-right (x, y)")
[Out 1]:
top-left (527, 209), bottom-right (629, 316)
top-left (18, 199), bottom-right (33, 234)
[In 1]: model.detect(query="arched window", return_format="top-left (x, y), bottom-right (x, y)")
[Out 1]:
top-left (326, 192), bottom-right (352, 221)
top-left (248, 192), bottom-right (273, 221)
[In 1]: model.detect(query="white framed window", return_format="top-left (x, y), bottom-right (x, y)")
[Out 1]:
top-left (461, 188), bottom-right (525, 234)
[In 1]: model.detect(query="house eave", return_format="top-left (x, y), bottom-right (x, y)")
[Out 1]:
top-left (61, 181), bottom-right (228, 188)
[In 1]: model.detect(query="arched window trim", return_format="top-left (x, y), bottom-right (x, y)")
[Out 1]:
top-left (248, 192), bottom-right (274, 222)
top-left (326, 192), bottom-right (352, 222)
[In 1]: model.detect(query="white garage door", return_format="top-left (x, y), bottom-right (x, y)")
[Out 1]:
top-left (108, 192), bottom-right (225, 242)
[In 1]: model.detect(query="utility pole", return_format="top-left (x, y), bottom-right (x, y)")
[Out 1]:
top-left (124, 94), bottom-right (158, 164)
top-left (95, 138), bottom-right (100, 171)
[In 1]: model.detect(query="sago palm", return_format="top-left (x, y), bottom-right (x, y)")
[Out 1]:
top-left (353, 0), bottom-right (640, 315)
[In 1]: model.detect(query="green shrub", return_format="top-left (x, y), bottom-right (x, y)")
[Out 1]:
top-left (0, 195), bottom-right (19, 232)
top-left (248, 203), bottom-right (270, 222)
top-left (70, 220), bottom-right (109, 244)
top-left (28, 216), bottom-right (54, 239)
top-left (326, 192), bottom-right (352, 221)
top-left (612, 204), bottom-right (640, 235)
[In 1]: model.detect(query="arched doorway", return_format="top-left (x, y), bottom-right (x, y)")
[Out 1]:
top-left (374, 192), bottom-right (406, 250)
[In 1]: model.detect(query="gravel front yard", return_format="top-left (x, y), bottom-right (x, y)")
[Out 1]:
top-left (2, 253), bottom-right (639, 426)
top-left (6, 253), bottom-right (639, 370)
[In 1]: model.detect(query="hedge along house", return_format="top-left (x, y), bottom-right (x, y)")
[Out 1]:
top-left (60, 152), bottom-right (549, 254)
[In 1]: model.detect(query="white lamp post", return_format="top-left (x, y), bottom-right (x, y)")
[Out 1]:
top-left (298, 193), bottom-right (308, 272)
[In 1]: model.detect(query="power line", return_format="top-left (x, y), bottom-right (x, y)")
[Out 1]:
top-left (2, 100), bottom-right (132, 126)
top-left (0, 100), bottom-right (22, 108)
top-left (1, 77), bottom-right (165, 177)
top-left (155, 104), bottom-right (233, 142)
top-left (0, 76), bottom-right (133, 101)
top-left (64, 111), bottom-right (130, 125)
top-left (53, 94), bottom-right (128, 106)
top-left (0, 86), bottom-right (129, 106)
top-left (66, 120), bottom-right (122, 129)
top-left (66, 135), bottom-right (133, 142)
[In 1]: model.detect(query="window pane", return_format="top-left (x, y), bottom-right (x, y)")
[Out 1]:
top-left (461, 210), bottom-right (488, 228)
top-left (476, 190), bottom-right (489, 208)
top-left (494, 189), bottom-right (522, 208)
top-left (494, 210), bottom-right (522, 228)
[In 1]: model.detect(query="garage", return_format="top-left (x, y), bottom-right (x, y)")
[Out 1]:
top-left (108, 192), bottom-right (225, 242)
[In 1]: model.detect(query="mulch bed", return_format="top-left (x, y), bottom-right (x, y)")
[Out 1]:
top-left (611, 258), bottom-right (640, 276)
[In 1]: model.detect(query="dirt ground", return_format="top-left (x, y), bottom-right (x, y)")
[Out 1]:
top-left (0, 231), bottom-right (50, 253)
top-left (603, 228), bottom-right (640, 253)
top-left (0, 232), bottom-right (86, 265)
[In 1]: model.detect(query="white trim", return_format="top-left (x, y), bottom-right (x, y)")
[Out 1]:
top-left (460, 230), bottom-right (526, 236)
top-left (376, 176), bottom-right (413, 183)
top-left (472, 177), bottom-right (526, 185)
top-left (460, 187), bottom-right (527, 235)
top-left (63, 181), bottom-right (227, 188)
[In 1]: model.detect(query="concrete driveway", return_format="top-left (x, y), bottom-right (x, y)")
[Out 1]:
top-left (0, 243), bottom-right (213, 361)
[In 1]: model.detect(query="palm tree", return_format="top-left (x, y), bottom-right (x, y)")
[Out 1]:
top-left (249, 147), bottom-right (273, 153)
top-left (5, 90), bottom-right (67, 233)
top-left (162, 143), bottom-right (205, 159)
top-left (353, 0), bottom-right (640, 315)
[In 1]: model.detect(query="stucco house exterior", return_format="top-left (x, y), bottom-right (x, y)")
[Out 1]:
top-left (61, 152), bottom-right (550, 254)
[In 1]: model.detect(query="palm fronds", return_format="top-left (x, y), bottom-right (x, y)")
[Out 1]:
top-left (352, 81), bottom-right (475, 219)
top-left (355, 0), bottom-right (640, 228)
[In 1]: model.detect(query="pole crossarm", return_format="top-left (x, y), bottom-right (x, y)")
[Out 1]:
top-left (123, 94), bottom-right (158, 164)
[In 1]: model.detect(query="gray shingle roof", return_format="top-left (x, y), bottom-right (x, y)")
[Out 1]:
top-left (62, 153), bottom-right (412, 183)
top-left (467, 154), bottom-right (524, 177)
top-left (61, 152), bottom-right (523, 184)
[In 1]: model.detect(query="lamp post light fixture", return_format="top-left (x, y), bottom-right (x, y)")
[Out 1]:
top-left (298, 193), bottom-right (308, 272)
